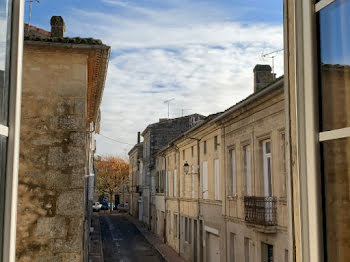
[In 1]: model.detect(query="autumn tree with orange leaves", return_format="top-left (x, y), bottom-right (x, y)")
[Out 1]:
top-left (94, 156), bottom-right (129, 211)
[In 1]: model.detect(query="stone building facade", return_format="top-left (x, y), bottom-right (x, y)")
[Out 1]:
top-left (15, 17), bottom-right (110, 262)
top-left (134, 114), bottom-right (205, 226)
top-left (147, 65), bottom-right (289, 262)
top-left (214, 77), bottom-right (288, 262)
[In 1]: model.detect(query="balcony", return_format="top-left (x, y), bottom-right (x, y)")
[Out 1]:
top-left (244, 196), bottom-right (277, 232)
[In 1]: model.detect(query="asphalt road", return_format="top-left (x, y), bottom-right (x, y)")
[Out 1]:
top-left (100, 213), bottom-right (165, 262)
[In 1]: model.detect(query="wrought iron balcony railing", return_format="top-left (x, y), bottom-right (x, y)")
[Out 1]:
top-left (244, 196), bottom-right (277, 226)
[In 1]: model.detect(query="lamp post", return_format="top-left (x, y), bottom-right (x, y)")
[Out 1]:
top-left (183, 161), bottom-right (189, 175)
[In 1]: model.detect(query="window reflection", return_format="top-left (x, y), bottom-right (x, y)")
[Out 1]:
top-left (319, 0), bottom-right (350, 131)
top-left (0, 135), bottom-right (7, 259)
top-left (322, 138), bottom-right (350, 261)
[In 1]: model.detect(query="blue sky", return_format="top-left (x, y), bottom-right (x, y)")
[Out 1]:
top-left (25, 0), bottom-right (284, 157)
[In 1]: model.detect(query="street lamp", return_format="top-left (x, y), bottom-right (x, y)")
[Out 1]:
top-left (183, 161), bottom-right (189, 175)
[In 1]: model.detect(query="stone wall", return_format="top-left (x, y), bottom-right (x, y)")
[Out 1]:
top-left (16, 46), bottom-right (88, 262)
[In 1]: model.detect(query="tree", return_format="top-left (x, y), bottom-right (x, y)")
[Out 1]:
top-left (94, 156), bottom-right (129, 212)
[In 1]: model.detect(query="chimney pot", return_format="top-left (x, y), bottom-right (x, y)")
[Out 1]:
top-left (50, 16), bottom-right (65, 38)
top-left (253, 64), bottom-right (275, 92)
top-left (137, 132), bottom-right (141, 144)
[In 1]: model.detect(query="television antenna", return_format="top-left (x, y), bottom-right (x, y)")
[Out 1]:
top-left (164, 98), bottom-right (175, 118)
top-left (261, 49), bottom-right (283, 75)
top-left (181, 108), bottom-right (192, 117)
top-left (25, 0), bottom-right (40, 35)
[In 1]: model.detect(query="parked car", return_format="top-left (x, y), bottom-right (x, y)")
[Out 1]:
top-left (117, 203), bottom-right (129, 212)
top-left (101, 202), bottom-right (109, 210)
top-left (92, 202), bottom-right (102, 212)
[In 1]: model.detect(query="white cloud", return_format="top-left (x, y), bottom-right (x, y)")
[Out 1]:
top-left (65, 1), bottom-right (283, 156)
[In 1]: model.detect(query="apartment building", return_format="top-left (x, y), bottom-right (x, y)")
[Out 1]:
top-left (151, 65), bottom-right (289, 262)
top-left (214, 75), bottom-right (288, 262)
top-left (284, 0), bottom-right (350, 261)
top-left (128, 135), bottom-right (143, 219)
top-left (132, 114), bottom-right (205, 226)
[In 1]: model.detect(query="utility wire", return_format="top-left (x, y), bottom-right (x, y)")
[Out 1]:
top-left (96, 134), bottom-right (134, 146)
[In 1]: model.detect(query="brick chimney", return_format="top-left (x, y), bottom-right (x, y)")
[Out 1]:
top-left (137, 132), bottom-right (141, 144)
top-left (50, 16), bottom-right (65, 38)
top-left (253, 64), bottom-right (275, 92)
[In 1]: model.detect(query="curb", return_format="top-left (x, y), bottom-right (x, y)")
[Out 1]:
top-left (126, 215), bottom-right (187, 262)
top-left (88, 213), bottom-right (104, 262)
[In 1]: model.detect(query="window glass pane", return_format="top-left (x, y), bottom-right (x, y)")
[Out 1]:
top-left (0, 0), bottom-right (11, 125)
top-left (319, 0), bottom-right (350, 131)
top-left (322, 137), bottom-right (350, 261)
top-left (0, 136), bottom-right (8, 259)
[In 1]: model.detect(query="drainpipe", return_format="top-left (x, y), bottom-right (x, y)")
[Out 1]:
top-left (162, 153), bottom-right (167, 243)
top-left (174, 145), bottom-right (181, 255)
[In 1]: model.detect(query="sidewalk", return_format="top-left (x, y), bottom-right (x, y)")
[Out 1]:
top-left (88, 213), bottom-right (104, 262)
top-left (127, 215), bottom-right (187, 262)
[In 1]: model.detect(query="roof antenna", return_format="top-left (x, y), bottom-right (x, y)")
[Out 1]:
top-left (25, 0), bottom-right (40, 36)
top-left (164, 98), bottom-right (175, 118)
top-left (261, 49), bottom-right (283, 75)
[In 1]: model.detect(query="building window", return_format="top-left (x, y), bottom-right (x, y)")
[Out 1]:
top-left (214, 136), bottom-right (218, 150)
top-left (214, 159), bottom-right (220, 200)
top-left (159, 170), bottom-right (164, 193)
top-left (183, 149), bottom-right (185, 160)
top-left (316, 1), bottom-right (350, 260)
top-left (188, 218), bottom-right (192, 244)
top-left (230, 233), bottom-right (235, 262)
top-left (229, 149), bottom-right (236, 196)
top-left (182, 166), bottom-right (186, 197)
top-left (243, 145), bottom-right (251, 196)
top-left (285, 249), bottom-right (288, 262)
top-left (173, 169), bottom-right (177, 197)
top-left (166, 170), bottom-right (169, 196)
top-left (191, 145), bottom-right (194, 157)
top-left (261, 243), bottom-right (273, 262)
top-left (174, 214), bottom-right (178, 238)
top-left (202, 161), bottom-right (208, 199)
top-left (0, 0), bottom-right (23, 259)
top-left (184, 217), bottom-right (188, 242)
top-left (203, 141), bottom-right (207, 154)
top-left (280, 132), bottom-right (287, 196)
top-left (262, 139), bottom-right (272, 197)
top-left (191, 165), bottom-right (195, 198)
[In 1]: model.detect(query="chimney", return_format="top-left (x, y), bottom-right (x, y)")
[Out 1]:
top-left (137, 132), bottom-right (141, 144)
top-left (50, 16), bottom-right (65, 38)
top-left (253, 64), bottom-right (275, 92)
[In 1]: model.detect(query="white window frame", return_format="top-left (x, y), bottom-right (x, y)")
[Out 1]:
top-left (1, 1), bottom-right (24, 262)
top-left (243, 145), bottom-right (251, 196)
top-left (292, 0), bottom-right (344, 261)
top-left (182, 166), bottom-right (186, 197)
top-left (230, 149), bottom-right (237, 196)
top-left (173, 169), bottom-right (177, 197)
top-left (202, 161), bottom-right (208, 199)
top-left (191, 165), bottom-right (194, 198)
top-left (214, 159), bottom-right (220, 200)
top-left (262, 140), bottom-right (272, 197)
top-left (166, 170), bottom-right (169, 196)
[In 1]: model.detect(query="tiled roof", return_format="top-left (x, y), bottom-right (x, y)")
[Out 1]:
top-left (24, 35), bottom-right (104, 45)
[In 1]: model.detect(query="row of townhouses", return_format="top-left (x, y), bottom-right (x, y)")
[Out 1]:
top-left (129, 65), bottom-right (289, 261)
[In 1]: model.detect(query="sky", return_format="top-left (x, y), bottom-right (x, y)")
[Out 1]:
top-left (25, 0), bottom-right (284, 157)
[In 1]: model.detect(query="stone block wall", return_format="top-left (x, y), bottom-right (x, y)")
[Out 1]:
top-left (16, 46), bottom-right (88, 262)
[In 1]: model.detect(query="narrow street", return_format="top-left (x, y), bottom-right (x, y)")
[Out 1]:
top-left (99, 213), bottom-right (165, 262)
